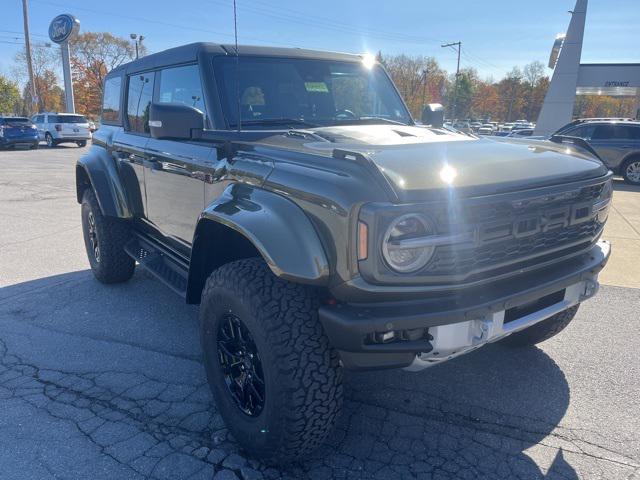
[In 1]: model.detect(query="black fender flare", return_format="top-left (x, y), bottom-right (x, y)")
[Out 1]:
top-left (190, 183), bottom-right (330, 289)
top-left (75, 148), bottom-right (134, 218)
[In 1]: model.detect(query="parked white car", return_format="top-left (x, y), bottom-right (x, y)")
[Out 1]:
top-left (31, 112), bottom-right (92, 148)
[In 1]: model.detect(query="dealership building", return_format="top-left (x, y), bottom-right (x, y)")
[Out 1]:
top-left (534, 0), bottom-right (640, 137)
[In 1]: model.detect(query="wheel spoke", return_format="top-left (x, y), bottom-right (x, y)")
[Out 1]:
top-left (217, 313), bottom-right (265, 417)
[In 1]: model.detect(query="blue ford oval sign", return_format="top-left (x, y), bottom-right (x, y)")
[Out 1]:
top-left (48, 14), bottom-right (80, 44)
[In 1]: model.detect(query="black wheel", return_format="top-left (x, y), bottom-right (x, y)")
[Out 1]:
top-left (31, 142), bottom-right (39, 150)
top-left (200, 258), bottom-right (343, 464)
top-left (501, 305), bottom-right (579, 347)
top-left (45, 133), bottom-right (56, 148)
top-left (77, 140), bottom-right (87, 147)
top-left (621, 157), bottom-right (640, 185)
top-left (81, 189), bottom-right (135, 283)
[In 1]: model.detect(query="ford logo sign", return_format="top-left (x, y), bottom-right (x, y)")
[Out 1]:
top-left (48, 14), bottom-right (80, 44)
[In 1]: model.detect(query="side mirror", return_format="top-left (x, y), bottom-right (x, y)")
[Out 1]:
top-left (149, 103), bottom-right (205, 140)
top-left (421, 103), bottom-right (444, 128)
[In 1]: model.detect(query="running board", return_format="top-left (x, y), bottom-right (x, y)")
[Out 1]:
top-left (124, 235), bottom-right (189, 297)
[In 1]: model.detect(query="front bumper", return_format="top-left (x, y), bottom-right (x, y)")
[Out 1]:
top-left (319, 240), bottom-right (610, 370)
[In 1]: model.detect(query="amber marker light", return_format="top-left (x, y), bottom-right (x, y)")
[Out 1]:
top-left (357, 221), bottom-right (368, 261)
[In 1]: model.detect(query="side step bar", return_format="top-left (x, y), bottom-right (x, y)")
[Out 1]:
top-left (124, 234), bottom-right (189, 297)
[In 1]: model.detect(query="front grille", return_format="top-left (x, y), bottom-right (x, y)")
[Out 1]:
top-left (423, 181), bottom-right (608, 279)
top-left (429, 220), bottom-right (601, 275)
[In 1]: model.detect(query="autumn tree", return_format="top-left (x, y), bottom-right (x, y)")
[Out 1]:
top-left (472, 82), bottom-right (500, 119)
top-left (0, 74), bottom-right (21, 115)
top-left (69, 32), bottom-right (140, 117)
top-left (21, 69), bottom-right (65, 113)
top-left (381, 54), bottom-right (448, 118)
top-left (13, 44), bottom-right (61, 114)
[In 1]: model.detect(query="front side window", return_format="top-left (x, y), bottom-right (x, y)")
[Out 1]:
top-left (214, 56), bottom-right (411, 128)
top-left (158, 64), bottom-right (206, 116)
top-left (127, 73), bottom-right (154, 134)
top-left (102, 76), bottom-right (122, 124)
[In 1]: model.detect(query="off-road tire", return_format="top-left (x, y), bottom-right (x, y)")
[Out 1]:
top-left (81, 189), bottom-right (135, 283)
top-left (621, 156), bottom-right (640, 185)
top-left (200, 258), bottom-right (343, 464)
top-left (502, 305), bottom-right (579, 347)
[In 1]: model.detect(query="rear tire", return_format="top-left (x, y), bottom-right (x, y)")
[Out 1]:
top-left (501, 305), bottom-right (579, 347)
top-left (77, 140), bottom-right (87, 147)
top-left (200, 258), bottom-right (343, 464)
top-left (45, 133), bottom-right (56, 148)
top-left (31, 143), bottom-right (39, 150)
top-left (621, 157), bottom-right (640, 185)
top-left (81, 189), bottom-right (135, 283)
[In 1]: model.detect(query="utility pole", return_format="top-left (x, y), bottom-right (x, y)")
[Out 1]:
top-left (22, 0), bottom-right (37, 113)
top-left (441, 41), bottom-right (461, 119)
top-left (420, 69), bottom-right (428, 110)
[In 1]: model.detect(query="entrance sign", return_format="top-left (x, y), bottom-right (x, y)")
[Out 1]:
top-left (48, 14), bottom-right (80, 113)
top-left (535, 0), bottom-right (640, 136)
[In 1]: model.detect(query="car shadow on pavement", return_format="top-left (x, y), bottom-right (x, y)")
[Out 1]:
top-left (0, 270), bottom-right (578, 479)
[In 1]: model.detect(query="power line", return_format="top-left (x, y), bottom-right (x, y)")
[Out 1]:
top-left (28, 0), bottom-right (307, 49)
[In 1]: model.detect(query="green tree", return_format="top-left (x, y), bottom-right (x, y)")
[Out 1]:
top-left (0, 74), bottom-right (21, 115)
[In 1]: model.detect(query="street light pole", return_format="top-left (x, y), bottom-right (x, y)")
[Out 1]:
top-left (441, 41), bottom-right (462, 119)
top-left (21, 0), bottom-right (38, 112)
top-left (130, 33), bottom-right (144, 59)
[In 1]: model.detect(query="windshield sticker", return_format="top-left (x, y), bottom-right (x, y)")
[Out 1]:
top-left (304, 82), bottom-right (329, 93)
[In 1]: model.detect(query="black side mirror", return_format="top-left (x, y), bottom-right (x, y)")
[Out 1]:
top-left (421, 103), bottom-right (444, 128)
top-left (149, 103), bottom-right (205, 140)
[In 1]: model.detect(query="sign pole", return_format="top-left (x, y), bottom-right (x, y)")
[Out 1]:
top-left (48, 14), bottom-right (80, 113)
top-left (60, 42), bottom-right (74, 113)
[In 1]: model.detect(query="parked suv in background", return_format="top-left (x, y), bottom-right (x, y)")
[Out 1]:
top-left (76, 43), bottom-right (611, 463)
top-left (553, 118), bottom-right (640, 185)
top-left (0, 117), bottom-right (39, 150)
top-left (32, 112), bottom-right (92, 148)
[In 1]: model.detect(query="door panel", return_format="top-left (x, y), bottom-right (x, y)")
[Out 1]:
top-left (145, 139), bottom-right (212, 250)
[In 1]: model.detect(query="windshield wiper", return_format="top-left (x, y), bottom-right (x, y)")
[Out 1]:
top-left (230, 118), bottom-right (320, 128)
top-left (335, 116), bottom-right (409, 126)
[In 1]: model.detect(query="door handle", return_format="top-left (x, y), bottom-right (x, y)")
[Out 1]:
top-left (190, 171), bottom-right (214, 183)
top-left (142, 158), bottom-right (162, 170)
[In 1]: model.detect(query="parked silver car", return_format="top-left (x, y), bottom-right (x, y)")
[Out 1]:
top-left (31, 112), bottom-right (92, 148)
top-left (554, 119), bottom-right (640, 185)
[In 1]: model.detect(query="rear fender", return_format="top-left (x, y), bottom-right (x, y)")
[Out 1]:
top-left (76, 146), bottom-right (132, 218)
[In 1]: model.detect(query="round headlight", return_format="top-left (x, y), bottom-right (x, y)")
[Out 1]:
top-left (382, 214), bottom-right (435, 273)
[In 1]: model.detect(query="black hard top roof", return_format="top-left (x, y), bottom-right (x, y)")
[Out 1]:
top-left (109, 42), bottom-right (364, 76)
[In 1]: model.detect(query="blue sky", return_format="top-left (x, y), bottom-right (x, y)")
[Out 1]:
top-left (1, 0), bottom-right (638, 83)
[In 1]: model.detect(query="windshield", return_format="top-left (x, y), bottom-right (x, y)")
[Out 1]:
top-left (214, 56), bottom-right (412, 129)
top-left (51, 115), bottom-right (87, 124)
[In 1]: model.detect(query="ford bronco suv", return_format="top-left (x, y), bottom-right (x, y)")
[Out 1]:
top-left (76, 43), bottom-right (612, 463)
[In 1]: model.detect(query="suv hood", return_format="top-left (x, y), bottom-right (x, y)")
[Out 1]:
top-left (300, 125), bottom-right (608, 200)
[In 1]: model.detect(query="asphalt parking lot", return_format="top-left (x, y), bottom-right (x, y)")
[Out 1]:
top-left (1, 145), bottom-right (639, 480)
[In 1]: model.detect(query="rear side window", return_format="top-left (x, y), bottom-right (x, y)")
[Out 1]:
top-left (591, 124), bottom-right (635, 140)
top-left (127, 73), bottom-right (155, 134)
top-left (158, 64), bottom-right (206, 116)
top-left (102, 76), bottom-right (122, 124)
